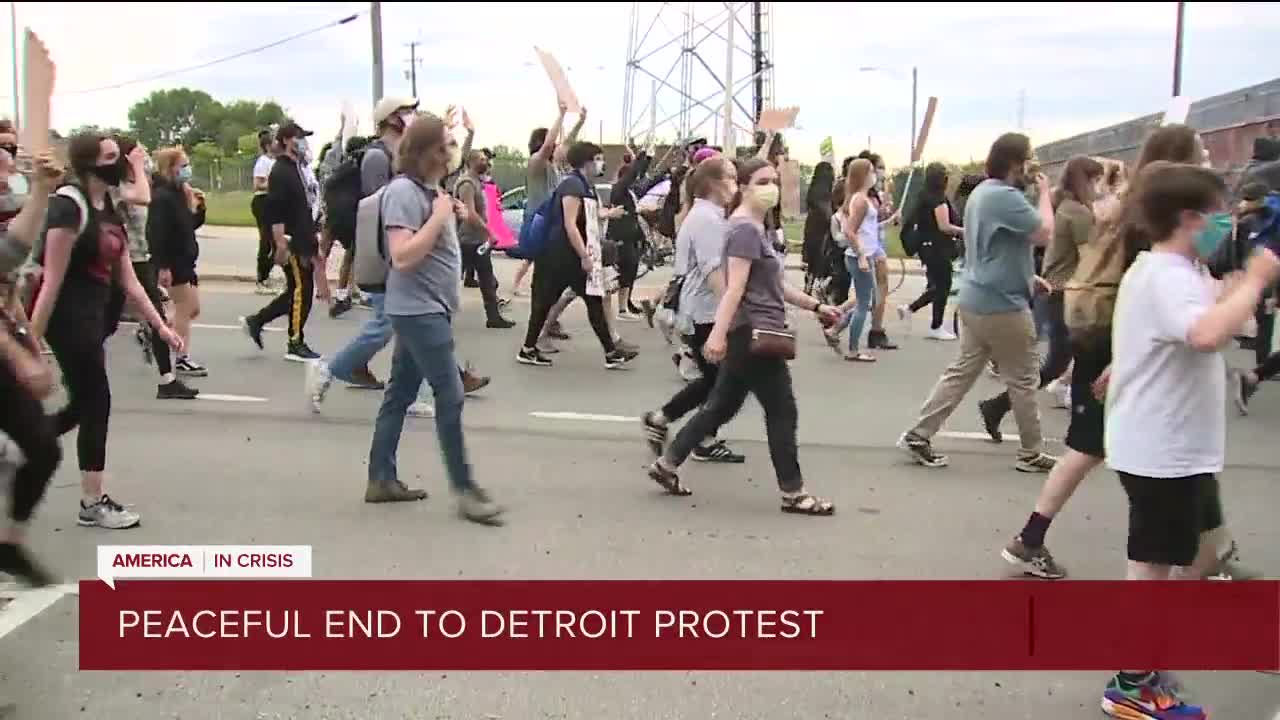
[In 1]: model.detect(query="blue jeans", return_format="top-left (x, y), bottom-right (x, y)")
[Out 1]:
top-left (368, 313), bottom-right (472, 492)
top-left (833, 255), bottom-right (877, 352)
top-left (327, 292), bottom-right (428, 401)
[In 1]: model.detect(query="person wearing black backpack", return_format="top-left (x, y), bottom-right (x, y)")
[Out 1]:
top-left (898, 162), bottom-right (963, 340)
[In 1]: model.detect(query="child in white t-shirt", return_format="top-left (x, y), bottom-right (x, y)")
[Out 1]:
top-left (1100, 162), bottom-right (1280, 719)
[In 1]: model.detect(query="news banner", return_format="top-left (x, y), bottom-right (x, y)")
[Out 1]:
top-left (74, 545), bottom-right (1280, 673)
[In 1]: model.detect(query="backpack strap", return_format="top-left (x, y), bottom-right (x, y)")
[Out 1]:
top-left (55, 185), bottom-right (90, 236)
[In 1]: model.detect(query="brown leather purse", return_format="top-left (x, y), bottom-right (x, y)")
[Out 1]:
top-left (750, 328), bottom-right (797, 360)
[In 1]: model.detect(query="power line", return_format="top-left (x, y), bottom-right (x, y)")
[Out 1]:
top-left (11, 11), bottom-right (363, 99)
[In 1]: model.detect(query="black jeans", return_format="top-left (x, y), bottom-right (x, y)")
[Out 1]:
top-left (661, 323), bottom-right (719, 422)
top-left (47, 290), bottom-right (111, 473)
top-left (461, 243), bottom-right (502, 321)
top-left (251, 254), bottom-right (314, 345)
top-left (909, 248), bottom-right (954, 329)
top-left (126, 261), bottom-right (173, 376)
top-left (665, 326), bottom-right (802, 492)
top-left (251, 194), bottom-right (273, 284)
top-left (617, 239), bottom-right (640, 291)
top-left (522, 256), bottom-right (614, 353)
top-left (985, 291), bottom-right (1071, 420)
top-left (0, 358), bottom-right (60, 522)
top-left (1255, 298), bottom-right (1275, 367)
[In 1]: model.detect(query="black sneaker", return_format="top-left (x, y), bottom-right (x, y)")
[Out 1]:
top-left (329, 297), bottom-right (353, 319)
top-left (1231, 369), bottom-right (1258, 416)
top-left (134, 326), bottom-right (153, 366)
top-left (692, 440), bottom-right (746, 464)
top-left (0, 542), bottom-right (56, 587)
top-left (897, 431), bottom-right (948, 468)
top-left (605, 348), bottom-right (639, 369)
top-left (1001, 536), bottom-right (1066, 579)
top-left (285, 343), bottom-right (321, 362)
top-left (517, 347), bottom-right (553, 367)
top-left (978, 399), bottom-right (1004, 443)
top-left (641, 411), bottom-right (669, 457)
top-left (175, 356), bottom-right (208, 377)
top-left (240, 316), bottom-right (264, 350)
top-left (486, 317), bottom-right (517, 329)
top-left (546, 322), bottom-right (571, 341)
top-left (157, 379), bottom-right (199, 400)
top-left (868, 330), bottom-right (898, 350)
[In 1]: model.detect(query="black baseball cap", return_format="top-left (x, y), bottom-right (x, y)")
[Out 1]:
top-left (276, 121), bottom-right (313, 143)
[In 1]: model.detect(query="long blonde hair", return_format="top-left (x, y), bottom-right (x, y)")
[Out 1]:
top-left (842, 158), bottom-right (873, 217)
top-left (154, 147), bottom-right (186, 180)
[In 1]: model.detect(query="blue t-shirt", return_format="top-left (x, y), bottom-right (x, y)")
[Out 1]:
top-left (956, 179), bottom-right (1042, 314)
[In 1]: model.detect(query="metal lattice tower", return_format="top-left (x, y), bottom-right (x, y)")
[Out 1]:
top-left (621, 1), bottom-right (774, 148)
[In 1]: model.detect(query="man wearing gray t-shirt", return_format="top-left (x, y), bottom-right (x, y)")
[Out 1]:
top-left (899, 133), bottom-right (1058, 473)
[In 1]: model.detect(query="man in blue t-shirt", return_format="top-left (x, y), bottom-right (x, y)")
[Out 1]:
top-left (898, 133), bottom-right (1057, 473)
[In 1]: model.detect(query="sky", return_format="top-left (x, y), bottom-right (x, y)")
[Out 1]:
top-left (3, 1), bottom-right (1279, 167)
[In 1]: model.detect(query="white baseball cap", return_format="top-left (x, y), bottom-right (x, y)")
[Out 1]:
top-left (373, 97), bottom-right (420, 127)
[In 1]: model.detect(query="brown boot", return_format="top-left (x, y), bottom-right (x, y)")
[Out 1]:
top-left (349, 366), bottom-right (384, 390)
top-left (460, 364), bottom-right (491, 395)
top-left (364, 481), bottom-right (428, 503)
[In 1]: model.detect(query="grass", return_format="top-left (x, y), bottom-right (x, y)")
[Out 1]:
top-left (202, 190), bottom-right (257, 227)
top-left (782, 217), bottom-right (904, 258)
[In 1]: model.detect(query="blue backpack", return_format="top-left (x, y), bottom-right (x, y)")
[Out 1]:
top-left (516, 172), bottom-right (590, 259)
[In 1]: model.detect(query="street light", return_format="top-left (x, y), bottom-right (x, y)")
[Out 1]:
top-left (859, 65), bottom-right (918, 164)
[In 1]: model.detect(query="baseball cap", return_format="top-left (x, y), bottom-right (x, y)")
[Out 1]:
top-left (373, 96), bottom-right (420, 127)
top-left (276, 122), bottom-right (313, 143)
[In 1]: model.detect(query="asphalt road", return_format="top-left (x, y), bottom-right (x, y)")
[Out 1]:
top-left (1, 260), bottom-right (1278, 719)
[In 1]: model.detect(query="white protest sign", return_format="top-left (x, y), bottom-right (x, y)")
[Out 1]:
top-left (97, 545), bottom-right (312, 589)
top-left (20, 29), bottom-right (55, 157)
top-left (1164, 96), bottom-right (1191, 126)
top-left (534, 47), bottom-right (581, 114)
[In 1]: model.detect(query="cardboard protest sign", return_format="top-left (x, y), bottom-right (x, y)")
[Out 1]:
top-left (20, 29), bottom-right (55, 157)
top-left (758, 106), bottom-right (799, 132)
top-left (340, 101), bottom-right (359, 152)
top-left (1163, 96), bottom-right (1191, 126)
top-left (781, 159), bottom-right (802, 219)
top-left (910, 97), bottom-right (938, 163)
top-left (534, 47), bottom-right (581, 114)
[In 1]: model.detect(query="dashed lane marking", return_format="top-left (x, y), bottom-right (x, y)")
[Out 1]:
top-left (120, 321), bottom-right (284, 332)
top-left (0, 583), bottom-right (78, 642)
top-left (195, 394), bottom-right (270, 403)
top-left (530, 412), bottom-right (637, 423)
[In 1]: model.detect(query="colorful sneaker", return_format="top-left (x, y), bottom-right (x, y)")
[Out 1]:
top-left (1101, 672), bottom-right (1206, 719)
top-left (1001, 536), bottom-right (1066, 579)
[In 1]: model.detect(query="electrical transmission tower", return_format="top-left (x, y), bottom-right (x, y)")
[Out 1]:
top-left (621, 1), bottom-right (774, 149)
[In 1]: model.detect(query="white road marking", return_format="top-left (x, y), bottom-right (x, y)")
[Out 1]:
top-left (196, 394), bottom-right (270, 403)
top-left (937, 431), bottom-right (1013, 442)
top-left (530, 412), bottom-right (637, 423)
top-left (0, 585), bottom-right (73, 641)
top-left (120, 321), bottom-right (284, 332)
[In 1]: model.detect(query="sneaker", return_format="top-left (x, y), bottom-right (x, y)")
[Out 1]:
top-left (346, 366), bottom-right (384, 391)
top-left (329, 297), bottom-right (353, 319)
top-left (461, 365), bottom-right (491, 395)
top-left (364, 480), bottom-right (428, 504)
top-left (615, 338), bottom-right (640, 354)
top-left (1101, 673), bottom-right (1206, 720)
top-left (254, 281), bottom-right (275, 296)
top-left (134, 326), bottom-right (153, 366)
top-left (1051, 381), bottom-right (1072, 409)
top-left (486, 317), bottom-right (517, 329)
top-left (517, 347), bottom-right (553, 367)
top-left (0, 543), bottom-right (56, 587)
top-left (407, 402), bottom-right (436, 418)
top-left (240, 316), bottom-right (264, 351)
top-left (1001, 536), bottom-right (1066, 579)
top-left (78, 494), bottom-right (141, 530)
top-left (897, 431), bottom-right (948, 468)
top-left (605, 348), bottom-right (639, 369)
top-left (641, 411), bottom-right (669, 457)
top-left (1015, 452), bottom-right (1058, 473)
top-left (457, 486), bottom-right (505, 525)
top-left (896, 304), bottom-right (912, 324)
top-left (156, 379), bottom-right (199, 400)
top-left (285, 343), bottom-right (321, 363)
top-left (925, 327), bottom-right (958, 341)
top-left (546, 322), bottom-right (571, 341)
top-left (978, 399), bottom-right (1004, 443)
top-left (306, 360), bottom-right (333, 413)
top-left (692, 440), bottom-right (746, 464)
top-left (617, 311), bottom-right (642, 322)
top-left (175, 356), bottom-right (208, 377)
top-left (1231, 369), bottom-right (1258, 417)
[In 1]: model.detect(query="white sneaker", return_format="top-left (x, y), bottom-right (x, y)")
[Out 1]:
top-left (78, 494), bottom-right (140, 530)
top-left (896, 305), bottom-right (912, 324)
top-left (408, 402), bottom-right (435, 418)
top-left (926, 327), bottom-right (958, 341)
top-left (306, 360), bottom-right (333, 414)
top-left (1052, 382), bottom-right (1071, 409)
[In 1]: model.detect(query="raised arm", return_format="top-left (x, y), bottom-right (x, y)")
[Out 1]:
top-left (533, 103), bottom-right (569, 165)
top-left (5, 152), bottom-right (59, 249)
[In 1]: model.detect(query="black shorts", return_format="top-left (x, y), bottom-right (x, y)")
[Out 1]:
top-left (1065, 335), bottom-right (1110, 458)
top-left (171, 264), bottom-right (198, 287)
top-left (327, 213), bottom-right (356, 250)
top-left (1118, 471), bottom-right (1223, 566)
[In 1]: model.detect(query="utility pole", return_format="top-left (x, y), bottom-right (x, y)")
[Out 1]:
top-left (370, 1), bottom-right (384, 106)
top-left (910, 66), bottom-right (918, 162)
top-left (9, 1), bottom-right (18, 124)
top-left (1172, 0), bottom-right (1185, 97)
top-left (722, 1), bottom-right (736, 154)
top-left (405, 40), bottom-right (421, 97)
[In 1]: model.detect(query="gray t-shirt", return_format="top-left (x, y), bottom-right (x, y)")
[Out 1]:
top-left (360, 142), bottom-right (394, 197)
top-left (454, 172), bottom-right (487, 248)
top-left (1105, 251), bottom-right (1225, 477)
top-left (676, 199), bottom-right (728, 325)
top-left (381, 176), bottom-right (460, 318)
top-left (525, 156), bottom-right (559, 223)
top-left (0, 189), bottom-right (27, 275)
top-left (724, 217), bottom-right (787, 331)
top-left (956, 179), bottom-right (1042, 314)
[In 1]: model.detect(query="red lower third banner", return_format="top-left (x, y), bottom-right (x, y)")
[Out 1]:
top-left (79, 580), bottom-right (1280, 671)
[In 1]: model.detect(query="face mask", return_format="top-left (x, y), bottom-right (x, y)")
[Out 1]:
top-left (750, 184), bottom-right (780, 210)
top-left (177, 165), bottom-right (193, 183)
top-left (1193, 212), bottom-right (1233, 259)
top-left (593, 159), bottom-right (606, 177)
top-left (91, 163), bottom-right (123, 187)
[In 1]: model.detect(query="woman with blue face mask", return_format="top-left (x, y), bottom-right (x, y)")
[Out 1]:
top-left (145, 147), bottom-right (208, 380)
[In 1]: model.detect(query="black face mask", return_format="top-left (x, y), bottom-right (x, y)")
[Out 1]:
top-left (0, 144), bottom-right (16, 159)
top-left (91, 163), bottom-right (124, 187)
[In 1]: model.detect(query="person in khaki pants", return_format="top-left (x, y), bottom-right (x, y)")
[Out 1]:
top-left (897, 133), bottom-right (1058, 473)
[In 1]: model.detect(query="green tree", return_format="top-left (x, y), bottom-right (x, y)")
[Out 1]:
top-left (127, 88), bottom-right (288, 155)
top-left (489, 144), bottom-right (527, 165)
top-left (68, 124), bottom-right (125, 139)
top-left (189, 141), bottom-right (224, 189)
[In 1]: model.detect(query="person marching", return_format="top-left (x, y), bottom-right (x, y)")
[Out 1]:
top-left (148, 146), bottom-right (209, 379)
top-left (251, 130), bottom-right (277, 295)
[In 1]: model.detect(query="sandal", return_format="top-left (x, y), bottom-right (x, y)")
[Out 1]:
top-left (781, 492), bottom-right (835, 516)
top-left (648, 462), bottom-right (693, 496)
top-left (843, 352), bottom-right (877, 363)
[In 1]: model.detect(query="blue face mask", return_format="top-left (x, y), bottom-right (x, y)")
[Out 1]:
top-left (176, 165), bottom-right (193, 183)
top-left (1194, 212), bottom-right (1233, 259)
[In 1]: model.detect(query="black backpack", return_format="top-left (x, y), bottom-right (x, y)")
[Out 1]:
top-left (324, 141), bottom-right (389, 242)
